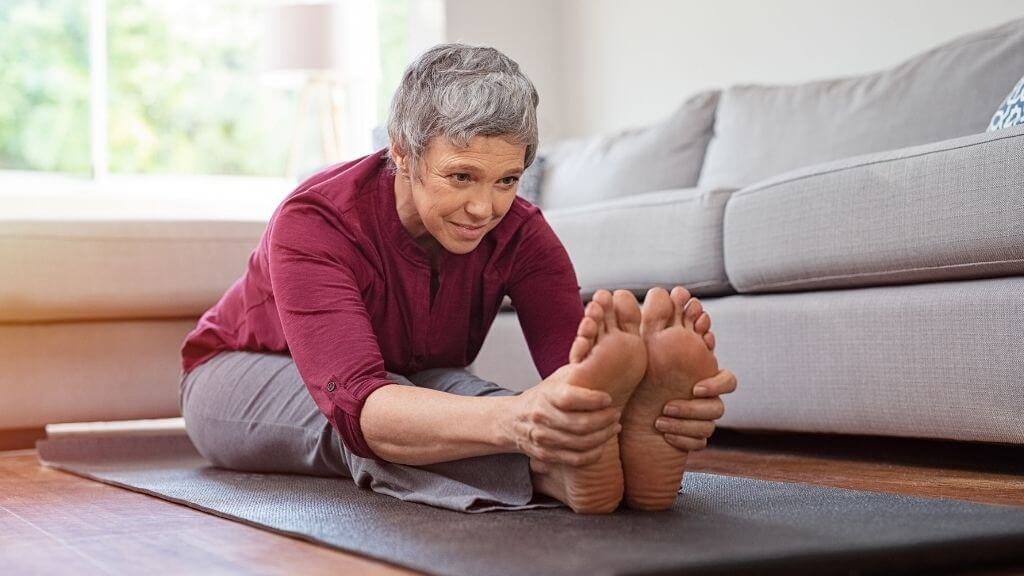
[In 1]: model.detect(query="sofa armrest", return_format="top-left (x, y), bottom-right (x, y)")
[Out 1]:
top-left (723, 124), bottom-right (1024, 293)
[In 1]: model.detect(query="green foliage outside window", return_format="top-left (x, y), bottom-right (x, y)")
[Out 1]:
top-left (0, 0), bottom-right (409, 178)
top-left (0, 0), bottom-right (91, 174)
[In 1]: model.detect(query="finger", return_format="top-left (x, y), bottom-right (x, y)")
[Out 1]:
top-left (533, 422), bottom-right (622, 452)
top-left (551, 384), bottom-right (612, 411)
top-left (664, 434), bottom-right (708, 452)
top-left (544, 405), bottom-right (621, 435)
top-left (692, 368), bottom-right (737, 397)
top-left (662, 398), bottom-right (725, 420)
top-left (654, 417), bottom-right (715, 438)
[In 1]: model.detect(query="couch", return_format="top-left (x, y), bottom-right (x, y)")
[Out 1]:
top-left (471, 17), bottom-right (1024, 445)
top-left (2, 18), bottom-right (1022, 447)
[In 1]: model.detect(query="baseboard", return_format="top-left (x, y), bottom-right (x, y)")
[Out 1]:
top-left (0, 427), bottom-right (46, 451)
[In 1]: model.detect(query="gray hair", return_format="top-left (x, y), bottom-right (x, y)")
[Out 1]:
top-left (385, 43), bottom-right (539, 178)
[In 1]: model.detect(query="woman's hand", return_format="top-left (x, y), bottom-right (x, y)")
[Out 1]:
top-left (655, 368), bottom-right (737, 451)
top-left (507, 365), bottom-right (622, 468)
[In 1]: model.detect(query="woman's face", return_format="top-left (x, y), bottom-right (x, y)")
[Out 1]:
top-left (393, 135), bottom-right (525, 256)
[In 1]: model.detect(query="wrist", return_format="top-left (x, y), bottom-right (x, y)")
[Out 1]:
top-left (490, 394), bottom-right (524, 453)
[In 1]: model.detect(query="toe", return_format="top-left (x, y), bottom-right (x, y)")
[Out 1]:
top-left (570, 334), bottom-right (593, 363)
top-left (641, 287), bottom-right (673, 336)
top-left (594, 289), bottom-right (618, 331)
top-left (586, 298), bottom-right (607, 337)
top-left (683, 297), bottom-right (703, 330)
top-left (694, 311), bottom-right (711, 334)
top-left (612, 290), bottom-right (641, 335)
top-left (570, 315), bottom-right (599, 362)
top-left (703, 330), bottom-right (716, 351)
top-left (667, 284), bottom-right (692, 319)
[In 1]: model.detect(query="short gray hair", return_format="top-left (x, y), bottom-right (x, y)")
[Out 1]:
top-left (385, 43), bottom-right (539, 178)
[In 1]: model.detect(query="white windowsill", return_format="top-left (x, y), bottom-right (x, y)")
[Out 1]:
top-left (0, 171), bottom-right (299, 222)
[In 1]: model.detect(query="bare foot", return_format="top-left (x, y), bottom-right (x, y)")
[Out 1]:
top-left (530, 289), bottom-right (647, 514)
top-left (619, 286), bottom-right (719, 511)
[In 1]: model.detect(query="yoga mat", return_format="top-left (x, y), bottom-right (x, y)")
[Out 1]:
top-left (37, 431), bottom-right (1024, 576)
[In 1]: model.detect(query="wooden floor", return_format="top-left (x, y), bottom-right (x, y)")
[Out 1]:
top-left (3, 430), bottom-right (1024, 575)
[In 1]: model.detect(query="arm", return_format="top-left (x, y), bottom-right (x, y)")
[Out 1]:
top-left (499, 211), bottom-right (625, 466)
top-left (505, 211), bottom-right (585, 379)
top-left (268, 191), bottom-right (397, 461)
top-left (366, 210), bottom-right (619, 466)
top-left (270, 191), bottom-right (612, 466)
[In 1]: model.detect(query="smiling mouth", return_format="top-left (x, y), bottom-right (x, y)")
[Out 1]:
top-left (451, 222), bottom-right (486, 230)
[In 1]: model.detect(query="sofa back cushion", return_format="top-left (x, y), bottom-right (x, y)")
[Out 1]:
top-left (698, 17), bottom-right (1024, 190)
top-left (539, 90), bottom-right (719, 211)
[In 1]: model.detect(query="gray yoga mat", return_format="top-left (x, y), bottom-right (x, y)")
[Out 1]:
top-left (37, 432), bottom-right (1024, 576)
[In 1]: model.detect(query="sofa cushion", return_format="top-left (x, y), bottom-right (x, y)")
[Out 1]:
top-left (723, 124), bottom-right (1024, 293)
top-left (539, 90), bottom-right (719, 211)
top-left (546, 187), bottom-right (735, 298)
top-left (699, 17), bottom-right (1024, 190)
top-left (703, 276), bottom-right (1024, 445)
top-left (0, 187), bottom-right (276, 323)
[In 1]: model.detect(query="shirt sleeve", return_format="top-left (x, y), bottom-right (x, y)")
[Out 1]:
top-left (505, 211), bottom-right (585, 379)
top-left (267, 189), bottom-right (394, 462)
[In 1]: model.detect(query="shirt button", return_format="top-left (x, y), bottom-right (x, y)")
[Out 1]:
top-left (326, 381), bottom-right (337, 392)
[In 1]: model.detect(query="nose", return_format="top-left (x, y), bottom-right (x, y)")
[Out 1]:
top-left (465, 197), bottom-right (492, 221)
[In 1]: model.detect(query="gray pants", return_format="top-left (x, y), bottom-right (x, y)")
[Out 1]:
top-left (179, 350), bottom-right (562, 513)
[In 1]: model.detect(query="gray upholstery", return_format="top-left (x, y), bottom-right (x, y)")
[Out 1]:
top-left (474, 276), bottom-right (1024, 445)
top-left (723, 124), bottom-right (1024, 293)
top-left (540, 90), bottom-right (719, 210)
top-left (699, 17), bottom-right (1024, 190)
top-left (546, 187), bottom-right (735, 299)
top-left (703, 276), bottom-right (1024, 445)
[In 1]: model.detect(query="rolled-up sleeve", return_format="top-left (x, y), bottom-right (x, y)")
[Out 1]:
top-left (506, 212), bottom-right (585, 379)
top-left (267, 189), bottom-right (394, 461)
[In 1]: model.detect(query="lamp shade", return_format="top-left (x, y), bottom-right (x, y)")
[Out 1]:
top-left (261, 1), bottom-right (344, 80)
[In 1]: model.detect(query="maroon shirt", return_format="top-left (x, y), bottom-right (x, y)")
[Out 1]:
top-left (180, 149), bottom-right (584, 461)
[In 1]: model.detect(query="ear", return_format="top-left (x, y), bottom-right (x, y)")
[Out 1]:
top-left (389, 143), bottom-right (407, 173)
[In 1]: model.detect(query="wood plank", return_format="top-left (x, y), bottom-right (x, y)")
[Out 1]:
top-left (688, 430), bottom-right (1024, 507)
top-left (0, 451), bottom-right (415, 576)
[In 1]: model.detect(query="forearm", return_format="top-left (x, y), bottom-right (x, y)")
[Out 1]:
top-left (359, 384), bottom-right (519, 466)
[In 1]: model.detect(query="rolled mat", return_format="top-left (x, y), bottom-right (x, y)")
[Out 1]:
top-left (36, 431), bottom-right (1024, 576)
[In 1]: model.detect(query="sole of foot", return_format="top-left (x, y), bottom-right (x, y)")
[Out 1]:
top-left (619, 286), bottom-right (719, 511)
top-left (532, 289), bottom-right (647, 514)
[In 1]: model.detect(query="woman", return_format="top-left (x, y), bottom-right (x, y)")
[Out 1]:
top-left (179, 43), bottom-right (737, 514)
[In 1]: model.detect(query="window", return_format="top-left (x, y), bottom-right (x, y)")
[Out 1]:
top-left (0, 0), bottom-right (436, 185)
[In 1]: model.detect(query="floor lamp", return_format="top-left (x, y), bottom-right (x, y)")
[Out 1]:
top-left (262, 1), bottom-right (347, 180)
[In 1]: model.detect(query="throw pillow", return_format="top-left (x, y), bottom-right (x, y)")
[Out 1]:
top-left (539, 90), bottom-right (720, 211)
top-left (516, 156), bottom-right (545, 205)
top-left (698, 17), bottom-right (1024, 190)
top-left (988, 74), bottom-right (1024, 131)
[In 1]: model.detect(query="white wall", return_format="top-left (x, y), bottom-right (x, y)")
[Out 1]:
top-left (444, 0), bottom-right (1024, 141)
top-left (444, 0), bottom-right (568, 140)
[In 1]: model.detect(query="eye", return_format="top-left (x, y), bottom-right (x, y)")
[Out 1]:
top-left (449, 173), bottom-right (471, 183)
top-left (499, 176), bottom-right (520, 187)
